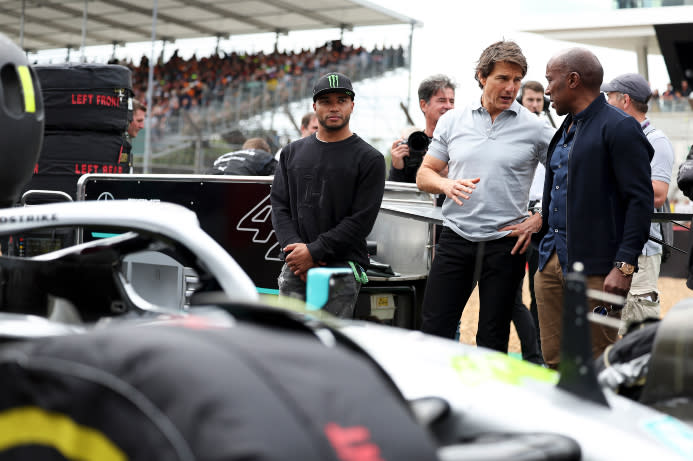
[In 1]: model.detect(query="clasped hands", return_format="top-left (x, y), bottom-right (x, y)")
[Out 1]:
top-left (284, 242), bottom-right (325, 282)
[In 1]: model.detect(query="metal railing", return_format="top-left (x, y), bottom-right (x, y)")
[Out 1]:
top-left (651, 98), bottom-right (693, 113)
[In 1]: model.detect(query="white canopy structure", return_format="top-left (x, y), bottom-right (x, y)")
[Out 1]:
top-left (517, 5), bottom-right (693, 82)
top-left (2, 0), bottom-right (420, 52)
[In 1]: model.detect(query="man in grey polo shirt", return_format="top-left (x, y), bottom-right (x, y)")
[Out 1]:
top-left (416, 40), bottom-right (554, 352)
top-left (603, 73), bottom-right (674, 333)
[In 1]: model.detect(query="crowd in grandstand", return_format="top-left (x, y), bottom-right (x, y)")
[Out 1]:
top-left (649, 80), bottom-right (693, 112)
top-left (110, 41), bottom-right (405, 141)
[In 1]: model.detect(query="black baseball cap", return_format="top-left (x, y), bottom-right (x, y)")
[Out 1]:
top-left (312, 72), bottom-right (355, 101)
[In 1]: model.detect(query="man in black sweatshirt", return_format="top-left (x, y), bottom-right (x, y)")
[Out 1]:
top-left (271, 72), bottom-right (386, 318)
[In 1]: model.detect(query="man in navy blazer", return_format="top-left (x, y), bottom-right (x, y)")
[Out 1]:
top-left (535, 48), bottom-right (654, 368)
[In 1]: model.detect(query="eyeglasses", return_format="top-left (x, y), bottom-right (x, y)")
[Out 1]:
top-left (593, 304), bottom-right (623, 316)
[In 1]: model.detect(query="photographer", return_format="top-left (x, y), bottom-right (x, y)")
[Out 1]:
top-left (389, 75), bottom-right (455, 182)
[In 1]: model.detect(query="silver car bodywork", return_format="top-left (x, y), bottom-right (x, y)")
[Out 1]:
top-left (0, 199), bottom-right (691, 460)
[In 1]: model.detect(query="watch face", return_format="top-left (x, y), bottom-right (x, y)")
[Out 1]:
top-left (617, 262), bottom-right (635, 275)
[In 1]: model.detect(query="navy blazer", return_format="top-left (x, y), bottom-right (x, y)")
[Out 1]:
top-left (538, 95), bottom-right (654, 275)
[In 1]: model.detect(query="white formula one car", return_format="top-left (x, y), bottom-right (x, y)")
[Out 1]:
top-left (0, 199), bottom-right (691, 461)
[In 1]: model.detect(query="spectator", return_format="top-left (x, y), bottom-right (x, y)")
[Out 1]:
top-left (662, 82), bottom-right (677, 100)
top-left (649, 88), bottom-right (661, 112)
top-left (276, 112), bottom-right (319, 161)
top-left (127, 99), bottom-right (146, 139)
top-left (299, 112), bottom-right (319, 138)
top-left (520, 80), bottom-right (545, 115)
top-left (207, 137), bottom-right (277, 176)
top-left (602, 73), bottom-right (674, 334)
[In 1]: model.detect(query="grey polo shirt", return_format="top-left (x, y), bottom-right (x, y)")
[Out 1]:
top-left (642, 118), bottom-right (674, 256)
top-left (427, 100), bottom-right (553, 242)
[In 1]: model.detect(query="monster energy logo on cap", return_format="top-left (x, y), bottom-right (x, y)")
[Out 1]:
top-left (313, 72), bottom-right (355, 101)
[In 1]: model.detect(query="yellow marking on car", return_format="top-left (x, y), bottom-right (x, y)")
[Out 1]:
top-left (0, 406), bottom-right (126, 460)
top-left (451, 353), bottom-right (558, 386)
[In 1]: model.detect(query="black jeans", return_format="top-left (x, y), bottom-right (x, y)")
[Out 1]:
top-left (512, 243), bottom-right (544, 364)
top-left (421, 228), bottom-right (527, 353)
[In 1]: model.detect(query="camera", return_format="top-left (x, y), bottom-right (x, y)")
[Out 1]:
top-left (677, 146), bottom-right (693, 200)
top-left (397, 131), bottom-right (430, 169)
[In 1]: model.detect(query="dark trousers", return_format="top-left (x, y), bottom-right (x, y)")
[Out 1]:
top-left (527, 243), bottom-right (540, 336)
top-left (421, 228), bottom-right (527, 352)
top-left (278, 263), bottom-right (360, 319)
top-left (512, 243), bottom-right (544, 364)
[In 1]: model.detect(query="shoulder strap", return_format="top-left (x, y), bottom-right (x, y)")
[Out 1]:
top-left (643, 123), bottom-right (657, 137)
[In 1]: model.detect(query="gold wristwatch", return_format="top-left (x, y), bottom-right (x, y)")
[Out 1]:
top-left (614, 261), bottom-right (635, 276)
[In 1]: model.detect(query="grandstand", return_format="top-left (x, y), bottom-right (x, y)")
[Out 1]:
top-left (120, 42), bottom-right (407, 172)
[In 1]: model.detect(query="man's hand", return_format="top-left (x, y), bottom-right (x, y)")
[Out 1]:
top-left (441, 177), bottom-right (480, 206)
top-left (603, 267), bottom-right (632, 297)
top-left (284, 243), bottom-right (315, 276)
top-left (499, 211), bottom-right (542, 255)
top-left (390, 139), bottom-right (410, 170)
top-left (284, 243), bottom-right (326, 279)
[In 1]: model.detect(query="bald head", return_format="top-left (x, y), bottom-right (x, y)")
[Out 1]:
top-left (545, 48), bottom-right (604, 116)
top-left (550, 48), bottom-right (603, 91)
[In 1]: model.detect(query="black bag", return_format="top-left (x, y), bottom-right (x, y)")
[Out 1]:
top-left (24, 130), bottom-right (131, 200)
top-left (677, 145), bottom-right (693, 200)
top-left (595, 320), bottom-right (660, 401)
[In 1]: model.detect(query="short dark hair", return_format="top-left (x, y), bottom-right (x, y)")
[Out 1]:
top-left (300, 112), bottom-right (316, 129)
top-left (132, 99), bottom-right (147, 113)
top-left (418, 75), bottom-right (456, 104)
top-left (475, 41), bottom-right (527, 89)
top-left (522, 80), bottom-right (544, 94)
top-left (631, 97), bottom-right (649, 114)
top-left (630, 98), bottom-right (650, 114)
